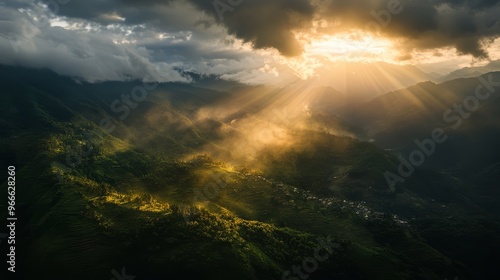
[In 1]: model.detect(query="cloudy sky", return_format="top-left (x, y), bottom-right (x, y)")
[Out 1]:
top-left (1, 0), bottom-right (499, 84)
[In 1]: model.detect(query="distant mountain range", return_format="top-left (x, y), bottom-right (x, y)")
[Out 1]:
top-left (304, 61), bottom-right (434, 102)
top-left (299, 60), bottom-right (500, 102)
top-left (436, 59), bottom-right (500, 82)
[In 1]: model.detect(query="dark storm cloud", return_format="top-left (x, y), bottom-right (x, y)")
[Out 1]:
top-left (189, 0), bottom-right (315, 56)
top-left (28, 0), bottom-right (499, 59)
top-left (49, 0), bottom-right (314, 56)
top-left (436, 0), bottom-right (500, 10)
top-left (2, 0), bottom-right (287, 84)
top-left (316, 0), bottom-right (500, 58)
top-left (325, 0), bottom-right (500, 59)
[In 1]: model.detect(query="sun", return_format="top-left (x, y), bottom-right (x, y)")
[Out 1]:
top-left (303, 31), bottom-right (396, 63)
top-left (272, 31), bottom-right (398, 81)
